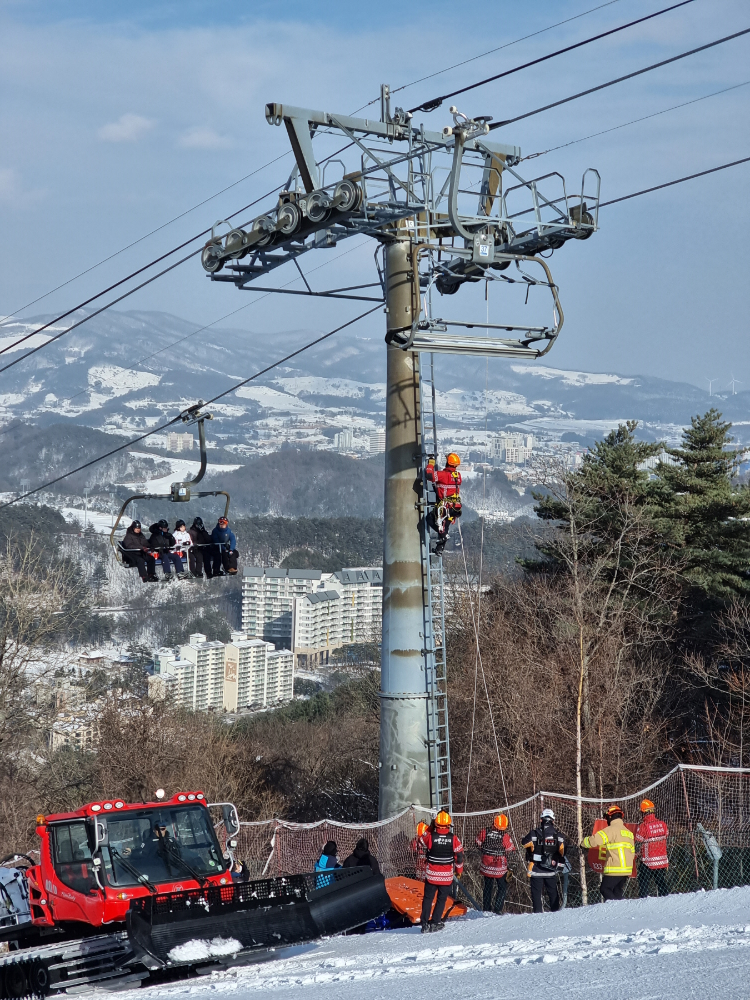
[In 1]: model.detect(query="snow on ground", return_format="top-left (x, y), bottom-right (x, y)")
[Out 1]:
top-left (511, 364), bottom-right (636, 387)
top-left (128, 886), bottom-right (750, 1000)
top-left (119, 452), bottom-right (242, 492)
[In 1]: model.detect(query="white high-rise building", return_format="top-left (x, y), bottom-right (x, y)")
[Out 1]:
top-left (492, 433), bottom-right (534, 465)
top-left (369, 430), bottom-right (385, 454)
top-left (289, 567), bottom-right (383, 666)
top-left (333, 428), bottom-right (353, 452)
top-left (241, 568), bottom-right (322, 646)
top-left (151, 630), bottom-right (294, 713)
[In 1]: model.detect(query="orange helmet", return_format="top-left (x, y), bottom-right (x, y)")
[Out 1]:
top-left (416, 821), bottom-right (428, 837)
top-left (640, 799), bottom-right (655, 814)
top-left (606, 804), bottom-right (623, 820)
top-left (435, 810), bottom-right (452, 828)
top-left (446, 453), bottom-right (461, 467)
top-left (493, 813), bottom-right (509, 831)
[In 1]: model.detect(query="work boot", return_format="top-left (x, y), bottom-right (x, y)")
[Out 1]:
top-left (420, 923), bottom-right (432, 934)
top-left (430, 921), bottom-right (445, 932)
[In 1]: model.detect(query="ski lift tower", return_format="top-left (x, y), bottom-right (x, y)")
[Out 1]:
top-left (201, 85), bottom-right (599, 818)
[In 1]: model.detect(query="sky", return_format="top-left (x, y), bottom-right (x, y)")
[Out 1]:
top-left (1, 0), bottom-right (748, 391)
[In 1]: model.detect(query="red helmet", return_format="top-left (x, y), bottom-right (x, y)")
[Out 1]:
top-left (493, 813), bottom-right (509, 831)
top-left (416, 821), bottom-right (428, 837)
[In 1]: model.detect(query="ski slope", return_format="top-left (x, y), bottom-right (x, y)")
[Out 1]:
top-left (132, 886), bottom-right (750, 1000)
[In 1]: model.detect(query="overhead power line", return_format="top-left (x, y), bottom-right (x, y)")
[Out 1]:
top-left (4, 152), bottom-right (748, 505)
top-left (0, 305), bottom-right (382, 512)
top-left (523, 79), bottom-right (750, 160)
top-left (0, 153), bottom-right (291, 331)
top-left (355, 0), bottom-right (626, 112)
top-left (490, 26), bottom-right (750, 130)
top-left (409, 0), bottom-right (696, 112)
top-left (599, 155), bottom-right (750, 206)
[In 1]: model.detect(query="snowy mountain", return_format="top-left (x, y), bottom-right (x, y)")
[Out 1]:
top-left (0, 308), bottom-right (747, 459)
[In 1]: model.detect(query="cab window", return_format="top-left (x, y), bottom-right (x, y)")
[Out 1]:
top-left (51, 821), bottom-right (97, 895)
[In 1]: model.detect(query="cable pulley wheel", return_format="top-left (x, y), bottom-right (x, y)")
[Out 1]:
top-left (201, 241), bottom-right (223, 274)
top-left (252, 216), bottom-right (274, 246)
top-left (276, 202), bottom-right (301, 235)
top-left (332, 179), bottom-right (360, 213)
top-left (304, 191), bottom-right (331, 224)
top-left (225, 229), bottom-right (248, 259)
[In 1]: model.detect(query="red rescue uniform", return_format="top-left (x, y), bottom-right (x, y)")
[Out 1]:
top-left (418, 829), bottom-right (465, 885)
top-left (476, 827), bottom-right (515, 877)
top-left (635, 813), bottom-right (669, 869)
top-left (425, 464), bottom-right (462, 499)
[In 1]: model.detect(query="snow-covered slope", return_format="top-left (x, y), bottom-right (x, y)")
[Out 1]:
top-left (130, 887), bottom-right (750, 1000)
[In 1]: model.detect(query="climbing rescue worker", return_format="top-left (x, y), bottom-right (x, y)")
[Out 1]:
top-left (582, 804), bottom-right (635, 901)
top-left (425, 452), bottom-right (462, 556)
top-left (418, 811), bottom-right (464, 933)
top-left (411, 821), bottom-right (429, 881)
top-left (635, 799), bottom-right (670, 897)
top-left (476, 813), bottom-right (515, 914)
top-left (522, 808), bottom-right (565, 913)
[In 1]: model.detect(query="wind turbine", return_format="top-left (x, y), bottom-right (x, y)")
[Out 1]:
top-left (729, 374), bottom-right (742, 395)
top-left (706, 377), bottom-right (718, 396)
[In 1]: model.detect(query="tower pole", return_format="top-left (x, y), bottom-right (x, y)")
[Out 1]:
top-left (379, 237), bottom-right (431, 818)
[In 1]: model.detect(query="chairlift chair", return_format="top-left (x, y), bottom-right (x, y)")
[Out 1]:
top-left (109, 403), bottom-right (230, 569)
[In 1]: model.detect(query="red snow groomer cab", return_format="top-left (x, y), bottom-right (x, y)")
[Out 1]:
top-left (0, 792), bottom-right (389, 997)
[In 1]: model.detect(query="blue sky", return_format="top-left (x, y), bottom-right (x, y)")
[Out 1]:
top-left (1, 0), bottom-right (748, 390)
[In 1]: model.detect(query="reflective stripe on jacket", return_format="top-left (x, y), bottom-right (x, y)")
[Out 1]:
top-left (418, 830), bottom-right (464, 885)
top-left (635, 814), bottom-right (669, 869)
top-left (583, 819), bottom-right (635, 875)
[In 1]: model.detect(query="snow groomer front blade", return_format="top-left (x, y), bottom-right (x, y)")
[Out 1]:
top-left (126, 868), bottom-right (390, 969)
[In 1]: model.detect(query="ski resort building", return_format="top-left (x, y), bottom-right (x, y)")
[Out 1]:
top-left (150, 632), bottom-right (293, 713)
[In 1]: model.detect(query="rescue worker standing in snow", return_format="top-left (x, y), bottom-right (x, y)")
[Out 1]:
top-left (522, 808), bottom-right (565, 913)
top-left (582, 804), bottom-right (636, 901)
top-left (635, 798), bottom-right (670, 897)
top-left (418, 811), bottom-right (464, 933)
top-left (476, 813), bottom-right (515, 914)
top-left (425, 452), bottom-right (462, 556)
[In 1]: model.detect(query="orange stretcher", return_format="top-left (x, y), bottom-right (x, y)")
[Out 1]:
top-left (385, 877), bottom-right (468, 924)
top-left (586, 818), bottom-right (637, 876)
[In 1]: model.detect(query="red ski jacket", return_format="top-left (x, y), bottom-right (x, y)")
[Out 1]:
top-left (475, 828), bottom-right (515, 877)
top-left (425, 465), bottom-right (461, 501)
top-left (418, 830), bottom-right (464, 885)
top-left (635, 814), bottom-right (669, 869)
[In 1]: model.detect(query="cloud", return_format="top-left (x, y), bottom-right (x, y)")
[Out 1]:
top-left (178, 126), bottom-right (231, 150)
top-left (0, 167), bottom-right (46, 206)
top-left (98, 113), bottom-right (156, 142)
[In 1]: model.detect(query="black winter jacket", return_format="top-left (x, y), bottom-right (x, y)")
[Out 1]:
top-left (122, 528), bottom-right (150, 553)
top-left (189, 525), bottom-right (213, 548)
top-left (342, 846), bottom-right (381, 874)
top-left (148, 525), bottom-right (176, 551)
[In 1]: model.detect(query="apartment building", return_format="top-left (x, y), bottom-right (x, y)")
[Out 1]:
top-left (369, 430), bottom-right (385, 454)
top-left (241, 567), bottom-right (322, 646)
top-left (289, 567), bottom-right (382, 666)
top-left (152, 631), bottom-right (294, 713)
top-left (492, 433), bottom-right (534, 465)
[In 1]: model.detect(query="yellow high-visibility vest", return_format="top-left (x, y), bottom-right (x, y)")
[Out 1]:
top-left (597, 828), bottom-right (634, 875)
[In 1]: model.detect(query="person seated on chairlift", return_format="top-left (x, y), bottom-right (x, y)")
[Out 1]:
top-left (173, 519), bottom-right (192, 556)
top-left (188, 516), bottom-right (213, 579)
top-left (121, 520), bottom-right (158, 583)
top-left (209, 516), bottom-right (239, 577)
top-left (148, 519), bottom-right (184, 581)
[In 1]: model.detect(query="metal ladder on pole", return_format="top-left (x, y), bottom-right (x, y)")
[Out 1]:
top-left (416, 352), bottom-right (453, 812)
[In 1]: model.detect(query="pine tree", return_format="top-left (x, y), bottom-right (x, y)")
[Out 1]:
top-left (530, 420), bottom-right (661, 574)
top-left (655, 409), bottom-right (750, 600)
